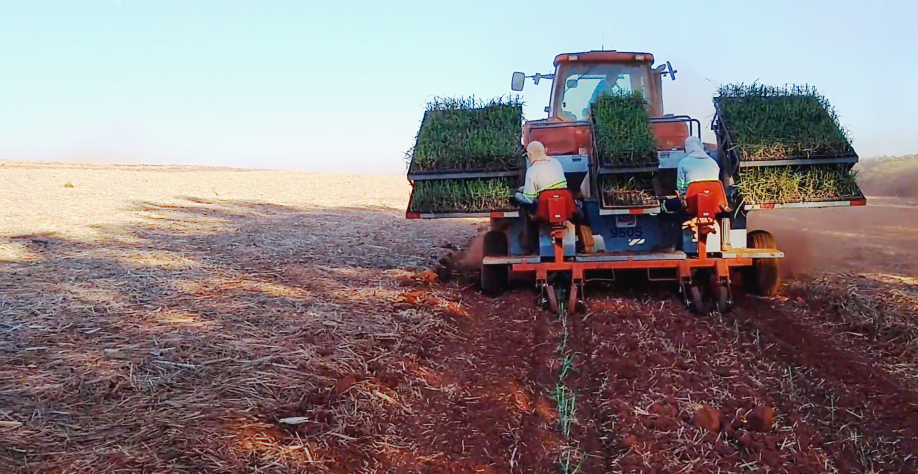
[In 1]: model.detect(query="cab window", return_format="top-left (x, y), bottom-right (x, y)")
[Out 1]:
top-left (555, 63), bottom-right (650, 121)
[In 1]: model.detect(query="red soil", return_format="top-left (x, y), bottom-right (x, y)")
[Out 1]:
top-left (280, 276), bottom-right (918, 472)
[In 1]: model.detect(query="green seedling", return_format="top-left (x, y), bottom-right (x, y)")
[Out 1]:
top-left (591, 91), bottom-right (658, 168)
top-left (717, 83), bottom-right (855, 161)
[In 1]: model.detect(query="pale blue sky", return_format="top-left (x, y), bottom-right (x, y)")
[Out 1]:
top-left (0, 0), bottom-right (914, 174)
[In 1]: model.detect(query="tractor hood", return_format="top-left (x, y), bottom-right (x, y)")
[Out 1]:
top-left (523, 119), bottom-right (591, 192)
top-left (523, 119), bottom-right (592, 157)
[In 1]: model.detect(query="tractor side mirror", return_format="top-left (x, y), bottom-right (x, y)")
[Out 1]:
top-left (566, 79), bottom-right (578, 88)
top-left (511, 72), bottom-right (525, 91)
top-left (666, 61), bottom-right (677, 81)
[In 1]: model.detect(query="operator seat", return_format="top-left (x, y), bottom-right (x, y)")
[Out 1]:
top-left (682, 181), bottom-right (730, 244)
top-left (533, 189), bottom-right (578, 227)
top-left (684, 181), bottom-right (730, 218)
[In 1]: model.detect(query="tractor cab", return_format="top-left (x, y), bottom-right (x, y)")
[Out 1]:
top-left (507, 50), bottom-right (714, 270)
top-left (511, 51), bottom-right (673, 127)
top-left (511, 51), bottom-right (693, 209)
top-left (511, 51), bottom-right (691, 193)
top-left (547, 51), bottom-right (665, 121)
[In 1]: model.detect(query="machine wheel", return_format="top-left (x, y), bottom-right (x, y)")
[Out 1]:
top-left (682, 284), bottom-right (704, 315)
top-left (689, 286), bottom-right (704, 314)
top-left (743, 230), bottom-right (780, 297)
top-left (545, 285), bottom-right (559, 313)
top-left (481, 231), bottom-right (509, 296)
top-left (714, 285), bottom-right (732, 313)
top-left (568, 283), bottom-right (582, 315)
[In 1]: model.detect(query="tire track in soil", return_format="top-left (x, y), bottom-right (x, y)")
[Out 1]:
top-left (733, 295), bottom-right (918, 472)
top-left (310, 275), bottom-right (918, 472)
top-left (564, 301), bottom-right (613, 472)
top-left (377, 288), bottom-right (564, 473)
top-left (393, 283), bottom-right (918, 473)
top-left (555, 286), bottom-right (861, 473)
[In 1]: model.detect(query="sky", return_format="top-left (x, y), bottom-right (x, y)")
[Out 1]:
top-left (0, 0), bottom-right (915, 175)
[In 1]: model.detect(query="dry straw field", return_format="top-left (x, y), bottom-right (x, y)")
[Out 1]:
top-left (2, 160), bottom-right (918, 473)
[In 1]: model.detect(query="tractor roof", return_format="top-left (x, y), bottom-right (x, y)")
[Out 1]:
top-left (553, 51), bottom-right (655, 67)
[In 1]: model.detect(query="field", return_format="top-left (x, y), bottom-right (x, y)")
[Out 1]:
top-left (2, 160), bottom-right (918, 473)
top-left (854, 153), bottom-right (918, 198)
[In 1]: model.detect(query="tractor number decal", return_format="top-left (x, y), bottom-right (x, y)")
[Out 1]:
top-left (609, 228), bottom-right (643, 239)
top-left (615, 215), bottom-right (637, 228)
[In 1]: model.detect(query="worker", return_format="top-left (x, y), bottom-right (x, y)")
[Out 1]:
top-left (589, 70), bottom-right (624, 105)
top-left (661, 136), bottom-right (722, 213)
top-left (514, 141), bottom-right (591, 253)
top-left (514, 141), bottom-right (568, 207)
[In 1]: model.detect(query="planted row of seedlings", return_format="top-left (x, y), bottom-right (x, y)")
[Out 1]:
top-left (408, 177), bottom-right (517, 214)
top-left (716, 83), bottom-right (856, 161)
top-left (590, 90), bottom-right (658, 169)
top-left (734, 164), bottom-right (861, 205)
top-left (553, 305), bottom-right (583, 474)
top-left (599, 173), bottom-right (658, 208)
top-left (408, 96), bottom-right (525, 173)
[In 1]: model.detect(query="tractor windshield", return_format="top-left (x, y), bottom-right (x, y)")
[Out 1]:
top-left (554, 62), bottom-right (651, 121)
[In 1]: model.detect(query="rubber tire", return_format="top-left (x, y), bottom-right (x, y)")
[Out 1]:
top-left (714, 285), bottom-right (731, 313)
top-left (481, 231), bottom-right (509, 296)
top-left (744, 230), bottom-right (780, 297)
top-left (688, 286), bottom-right (704, 315)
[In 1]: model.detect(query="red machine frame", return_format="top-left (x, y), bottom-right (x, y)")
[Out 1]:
top-left (512, 182), bottom-right (776, 312)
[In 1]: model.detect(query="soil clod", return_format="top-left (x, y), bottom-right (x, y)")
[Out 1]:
top-left (692, 406), bottom-right (723, 432)
top-left (747, 405), bottom-right (775, 432)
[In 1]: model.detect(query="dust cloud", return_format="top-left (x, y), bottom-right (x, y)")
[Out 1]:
top-left (855, 155), bottom-right (918, 198)
top-left (435, 233), bottom-right (486, 282)
top-left (858, 169), bottom-right (918, 198)
top-left (751, 220), bottom-right (816, 278)
top-left (455, 234), bottom-right (485, 271)
top-left (749, 200), bottom-right (918, 277)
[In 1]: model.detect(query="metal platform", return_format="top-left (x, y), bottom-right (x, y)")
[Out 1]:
top-left (598, 206), bottom-right (660, 216)
top-left (407, 169), bottom-right (521, 181)
top-left (738, 156), bottom-right (859, 167)
top-left (576, 251), bottom-right (686, 262)
top-left (406, 210), bottom-right (519, 219)
top-left (484, 248), bottom-right (782, 266)
top-left (720, 248), bottom-right (784, 259)
top-left (596, 166), bottom-right (658, 175)
top-left (482, 256), bottom-right (541, 265)
top-left (743, 199), bottom-right (866, 210)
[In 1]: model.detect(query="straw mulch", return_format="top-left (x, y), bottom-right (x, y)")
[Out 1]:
top-left (788, 272), bottom-right (918, 379)
top-left (0, 164), bottom-right (487, 473)
top-left (3, 162), bottom-right (918, 473)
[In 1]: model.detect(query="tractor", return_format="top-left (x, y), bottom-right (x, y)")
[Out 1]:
top-left (407, 51), bottom-right (865, 313)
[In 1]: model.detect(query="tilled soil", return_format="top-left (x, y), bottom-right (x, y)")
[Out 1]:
top-left (566, 291), bottom-right (899, 473)
top-left (2, 162), bottom-right (918, 473)
top-left (385, 281), bottom-right (918, 473)
top-left (732, 295), bottom-right (918, 473)
top-left (275, 288), bottom-right (567, 473)
top-left (375, 292), bottom-right (562, 473)
top-left (304, 279), bottom-right (918, 473)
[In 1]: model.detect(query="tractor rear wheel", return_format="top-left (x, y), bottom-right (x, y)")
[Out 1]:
top-left (481, 231), bottom-right (509, 295)
top-left (743, 230), bottom-right (780, 297)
